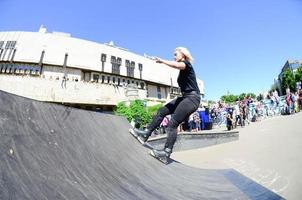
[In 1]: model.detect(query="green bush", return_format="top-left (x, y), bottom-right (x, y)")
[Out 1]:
top-left (147, 104), bottom-right (162, 116)
top-left (114, 100), bottom-right (162, 128)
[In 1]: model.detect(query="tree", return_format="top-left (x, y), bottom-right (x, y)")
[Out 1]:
top-left (281, 68), bottom-right (296, 93)
top-left (220, 92), bottom-right (257, 103)
top-left (295, 64), bottom-right (302, 83)
top-left (221, 94), bottom-right (238, 103)
top-left (246, 93), bottom-right (256, 99)
top-left (238, 93), bottom-right (247, 101)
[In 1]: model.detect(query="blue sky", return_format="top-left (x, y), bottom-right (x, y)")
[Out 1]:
top-left (1, 0), bottom-right (302, 100)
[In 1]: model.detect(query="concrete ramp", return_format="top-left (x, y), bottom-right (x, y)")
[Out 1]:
top-left (0, 90), bottom-right (284, 200)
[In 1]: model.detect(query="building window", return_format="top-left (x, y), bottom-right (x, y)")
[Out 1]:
top-left (112, 64), bottom-right (120, 74)
top-left (110, 56), bottom-right (116, 63)
top-left (125, 60), bottom-right (130, 67)
top-left (125, 60), bottom-right (135, 77)
top-left (157, 86), bottom-right (161, 99)
top-left (101, 53), bottom-right (107, 62)
top-left (5, 41), bottom-right (11, 49)
top-left (11, 41), bottom-right (16, 49)
top-left (1, 41), bottom-right (16, 61)
top-left (102, 75), bottom-right (105, 83)
top-left (93, 74), bottom-right (99, 83)
top-left (10, 49), bottom-right (16, 62)
top-left (126, 60), bottom-right (135, 77)
top-left (5, 41), bottom-right (16, 49)
top-left (140, 82), bottom-right (145, 89)
top-left (1, 42), bottom-right (8, 60)
top-left (113, 77), bottom-right (116, 83)
top-left (0, 49), bottom-right (3, 59)
top-left (130, 62), bottom-right (135, 77)
top-left (118, 78), bottom-right (120, 86)
top-left (117, 57), bottom-right (122, 65)
top-left (5, 41), bottom-right (17, 49)
top-left (170, 87), bottom-right (181, 94)
top-left (107, 76), bottom-right (110, 83)
top-left (111, 56), bottom-right (120, 74)
top-left (0, 41), bottom-right (4, 59)
top-left (138, 63), bottom-right (143, 79)
top-left (101, 53), bottom-right (107, 71)
top-left (125, 60), bottom-right (130, 76)
top-left (138, 63), bottom-right (143, 71)
top-left (0, 41), bottom-right (4, 49)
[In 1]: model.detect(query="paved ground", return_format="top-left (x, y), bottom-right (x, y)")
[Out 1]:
top-left (173, 112), bottom-right (302, 200)
top-left (0, 90), bottom-right (283, 200)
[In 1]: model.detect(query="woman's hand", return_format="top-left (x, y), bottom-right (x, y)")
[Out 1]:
top-left (154, 57), bottom-right (186, 70)
top-left (155, 57), bottom-right (163, 63)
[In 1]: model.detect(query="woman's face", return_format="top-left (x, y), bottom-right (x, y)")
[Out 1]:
top-left (174, 50), bottom-right (184, 62)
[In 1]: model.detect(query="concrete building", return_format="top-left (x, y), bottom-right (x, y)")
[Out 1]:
top-left (0, 26), bottom-right (205, 111)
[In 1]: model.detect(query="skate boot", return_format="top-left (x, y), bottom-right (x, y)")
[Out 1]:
top-left (129, 128), bottom-right (151, 144)
top-left (150, 148), bottom-right (172, 164)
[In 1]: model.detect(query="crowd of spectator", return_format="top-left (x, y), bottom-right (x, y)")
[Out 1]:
top-left (208, 89), bottom-right (302, 131)
top-left (148, 89), bottom-right (302, 135)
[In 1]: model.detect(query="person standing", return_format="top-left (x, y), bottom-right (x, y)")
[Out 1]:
top-left (234, 100), bottom-right (241, 128)
top-left (299, 89), bottom-right (302, 111)
top-left (131, 47), bottom-right (200, 161)
top-left (285, 90), bottom-right (293, 114)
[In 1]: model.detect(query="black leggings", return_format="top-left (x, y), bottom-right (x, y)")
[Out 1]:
top-left (147, 94), bottom-right (200, 150)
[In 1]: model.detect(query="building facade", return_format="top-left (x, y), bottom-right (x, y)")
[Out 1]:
top-left (0, 27), bottom-right (204, 111)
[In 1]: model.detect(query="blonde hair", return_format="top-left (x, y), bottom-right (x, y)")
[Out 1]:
top-left (175, 47), bottom-right (193, 64)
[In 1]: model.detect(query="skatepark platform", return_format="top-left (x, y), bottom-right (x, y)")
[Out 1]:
top-left (0, 90), bottom-right (284, 200)
top-left (149, 130), bottom-right (239, 151)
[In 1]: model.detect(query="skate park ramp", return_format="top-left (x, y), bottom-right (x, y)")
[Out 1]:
top-left (0, 90), bottom-right (284, 200)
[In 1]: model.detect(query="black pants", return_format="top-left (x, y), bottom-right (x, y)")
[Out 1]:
top-left (147, 94), bottom-right (200, 150)
top-left (235, 115), bottom-right (242, 127)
